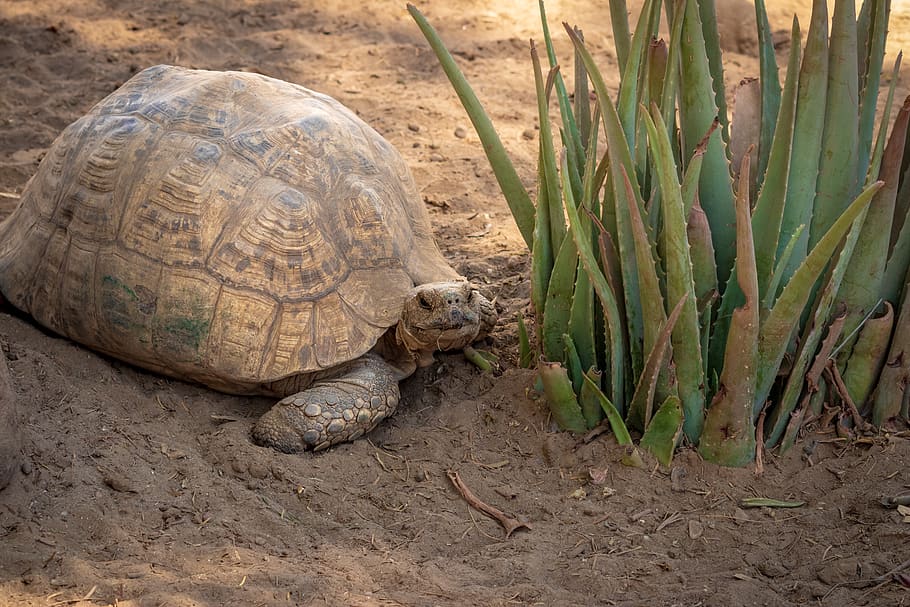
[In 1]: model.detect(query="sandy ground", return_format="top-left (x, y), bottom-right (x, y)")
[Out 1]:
top-left (1, 1), bottom-right (909, 605)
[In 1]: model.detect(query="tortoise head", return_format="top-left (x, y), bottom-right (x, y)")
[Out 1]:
top-left (396, 281), bottom-right (494, 361)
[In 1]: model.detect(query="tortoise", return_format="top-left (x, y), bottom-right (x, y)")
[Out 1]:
top-left (0, 65), bottom-right (495, 452)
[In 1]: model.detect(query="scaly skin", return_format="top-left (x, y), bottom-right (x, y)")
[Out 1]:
top-left (251, 281), bottom-right (494, 452)
top-left (252, 353), bottom-right (399, 452)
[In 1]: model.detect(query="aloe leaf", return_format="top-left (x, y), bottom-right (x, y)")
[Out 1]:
top-left (517, 314), bottom-right (534, 369)
top-left (678, 0), bottom-right (737, 285)
top-left (880, 94), bottom-right (910, 305)
top-left (659, 0), bottom-right (687, 136)
top-left (751, 17), bottom-right (801, 302)
top-left (573, 27), bottom-right (592, 150)
top-left (608, 0), bottom-right (631, 78)
top-left (407, 4), bottom-right (534, 248)
top-left (579, 367), bottom-right (605, 428)
top-left (582, 370), bottom-right (633, 445)
top-left (739, 497), bottom-right (805, 509)
top-left (530, 143), bottom-right (554, 337)
top-left (617, 0), bottom-right (661, 148)
top-left (753, 0), bottom-right (781, 187)
top-left (765, 205), bottom-right (870, 446)
top-left (757, 180), bottom-right (884, 415)
top-left (842, 302), bottom-right (893, 407)
top-left (531, 43), bottom-right (566, 253)
top-left (777, 0), bottom-right (829, 289)
top-left (564, 157), bottom-right (626, 407)
top-left (643, 106), bottom-right (705, 442)
top-left (621, 165), bottom-right (666, 372)
top-left (856, 0), bottom-right (889, 185)
top-left (564, 333), bottom-right (585, 396)
top-left (640, 395), bottom-right (683, 466)
top-left (764, 225), bottom-right (805, 311)
top-left (566, 24), bottom-right (646, 382)
top-left (697, 0), bottom-right (728, 140)
top-left (872, 277), bottom-right (910, 424)
top-left (809, 0), bottom-right (860, 249)
top-left (542, 233), bottom-right (578, 362)
top-left (569, 263), bottom-right (597, 377)
top-left (627, 294), bottom-right (687, 432)
top-left (683, 123), bottom-right (718, 307)
top-left (769, 312), bottom-right (846, 449)
top-left (540, 360), bottom-right (588, 433)
top-left (682, 119), bottom-right (718, 217)
top-left (538, 1), bottom-right (584, 200)
top-left (699, 155), bottom-right (758, 467)
top-left (840, 69), bottom-right (906, 340)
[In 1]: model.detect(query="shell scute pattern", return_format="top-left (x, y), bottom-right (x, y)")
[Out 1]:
top-left (0, 65), bottom-right (458, 392)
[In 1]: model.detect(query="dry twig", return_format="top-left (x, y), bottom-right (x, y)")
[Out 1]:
top-left (447, 470), bottom-right (530, 538)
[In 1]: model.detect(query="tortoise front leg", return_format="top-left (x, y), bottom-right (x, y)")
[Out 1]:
top-left (251, 353), bottom-right (400, 452)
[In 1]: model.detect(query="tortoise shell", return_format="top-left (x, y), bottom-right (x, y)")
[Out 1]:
top-left (0, 65), bottom-right (459, 392)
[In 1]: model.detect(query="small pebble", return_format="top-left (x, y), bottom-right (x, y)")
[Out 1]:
top-left (454, 126), bottom-right (468, 138)
top-left (407, 123), bottom-right (421, 132)
top-left (247, 462), bottom-right (270, 479)
top-left (20, 460), bottom-right (33, 475)
top-left (429, 152), bottom-right (445, 162)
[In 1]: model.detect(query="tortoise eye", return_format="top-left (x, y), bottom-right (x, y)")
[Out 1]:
top-left (418, 294), bottom-right (432, 309)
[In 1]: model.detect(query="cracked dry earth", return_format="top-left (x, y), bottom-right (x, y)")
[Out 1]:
top-left (0, 0), bottom-right (909, 605)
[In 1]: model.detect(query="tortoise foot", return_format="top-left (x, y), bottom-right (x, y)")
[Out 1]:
top-left (251, 354), bottom-right (400, 452)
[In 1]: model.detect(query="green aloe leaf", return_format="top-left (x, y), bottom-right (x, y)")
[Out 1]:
top-left (643, 106), bottom-right (705, 442)
top-left (621, 165), bottom-right (667, 380)
top-left (531, 42), bottom-right (566, 253)
top-left (753, 0), bottom-right (782, 188)
top-left (574, 27), bottom-right (592, 150)
top-left (678, 0), bottom-right (736, 286)
top-left (640, 395), bottom-right (684, 466)
top-left (777, 0), bottom-right (828, 290)
top-left (659, 0), bottom-right (687, 137)
top-left (407, 4), bottom-right (535, 248)
top-left (697, 0), bottom-right (728, 140)
top-left (756, 180), bottom-right (884, 415)
top-left (774, 313), bottom-right (846, 451)
top-left (608, 0), bottom-right (631, 78)
top-left (564, 157), bottom-right (627, 407)
top-left (579, 367), bottom-right (605, 429)
top-left (880, 93), bottom-right (910, 306)
top-left (542, 234), bottom-right (578, 362)
top-left (540, 360), bottom-right (588, 433)
top-left (538, 1), bottom-right (584, 200)
top-left (627, 294), bottom-right (687, 432)
top-left (530, 143), bottom-right (554, 340)
top-left (809, 0), bottom-right (860, 248)
top-left (751, 17), bottom-right (801, 303)
top-left (617, 0), bottom-right (661, 149)
top-left (566, 24), bottom-right (646, 382)
top-left (839, 63), bottom-right (906, 342)
top-left (872, 278), bottom-right (910, 425)
top-left (842, 303), bottom-right (893, 407)
top-left (856, 0), bottom-right (889, 185)
top-left (582, 370), bottom-right (633, 445)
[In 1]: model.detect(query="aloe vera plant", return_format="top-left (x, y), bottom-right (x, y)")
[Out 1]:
top-left (409, 0), bottom-right (910, 467)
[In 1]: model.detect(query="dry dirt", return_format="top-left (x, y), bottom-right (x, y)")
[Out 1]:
top-left (1, 1), bottom-right (909, 605)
